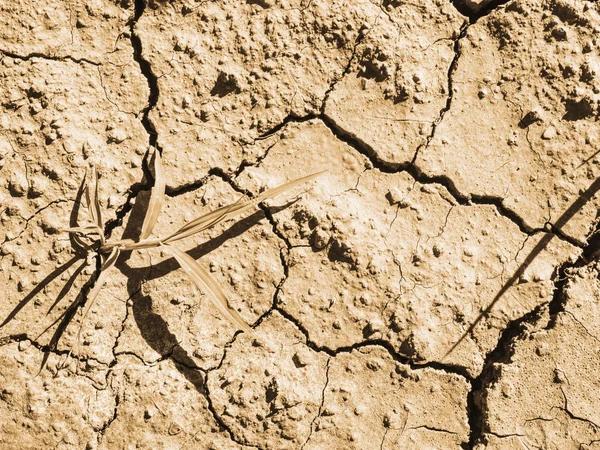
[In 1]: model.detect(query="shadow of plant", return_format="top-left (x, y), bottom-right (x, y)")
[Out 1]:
top-left (0, 148), bottom-right (322, 378)
top-left (444, 177), bottom-right (600, 359)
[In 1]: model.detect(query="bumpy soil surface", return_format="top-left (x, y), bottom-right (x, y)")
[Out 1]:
top-left (1, 0), bottom-right (600, 449)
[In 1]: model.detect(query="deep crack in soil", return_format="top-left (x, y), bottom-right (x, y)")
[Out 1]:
top-left (467, 217), bottom-right (600, 449)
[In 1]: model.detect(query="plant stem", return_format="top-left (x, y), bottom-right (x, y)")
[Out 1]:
top-left (100, 237), bottom-right (162, 253)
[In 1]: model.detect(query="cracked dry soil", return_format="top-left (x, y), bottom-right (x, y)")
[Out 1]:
top-left (1, 0), bottom-right (600, 449)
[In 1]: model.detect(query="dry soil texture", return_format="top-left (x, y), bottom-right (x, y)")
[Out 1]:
top-left (1, 0), bottom-right (600, 449)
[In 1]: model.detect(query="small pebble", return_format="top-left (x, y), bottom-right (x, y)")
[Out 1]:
top-left (542, 126), bottom-right (556, 140)
top-left (144, 407), bottom-right (156, 420)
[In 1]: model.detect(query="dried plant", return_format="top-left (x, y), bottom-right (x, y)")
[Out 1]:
top-left (35, 149), bottom-right (323, 366)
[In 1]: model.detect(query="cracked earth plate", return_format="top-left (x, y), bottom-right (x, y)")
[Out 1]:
top-left (1, 0), bottom-right (600, 449)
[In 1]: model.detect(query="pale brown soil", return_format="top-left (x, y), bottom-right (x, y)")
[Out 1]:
top-left (1, 0), bottom-right (600, 449)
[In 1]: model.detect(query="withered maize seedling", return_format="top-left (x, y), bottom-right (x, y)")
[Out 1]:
top-left (44, 149), bottom-right (323, 363)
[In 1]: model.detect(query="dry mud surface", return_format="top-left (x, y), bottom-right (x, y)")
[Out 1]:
top-left (1, 0), bottom-right (600, 449)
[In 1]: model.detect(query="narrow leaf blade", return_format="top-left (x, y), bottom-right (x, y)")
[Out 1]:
top-left (254, 170), bottom-right (326, 205)
top-left (164, 171), bottom-right (325, 243)
top-left (162, 244), bottom-right (251, 332)
top-left (85, 167), bottom-right (103, 229)
top-left (77, 247), bottom-right (120, 340)
top-left (163, 196), bottom-right (246, 243)
top-left (74, 170), bottom-right (88, 229)
top-left (84, 169), bottom-right (96, 227)
top-left (70, 171), bottom-right (92, 253)
top-left (140, 149), bottom-right (165, 239)
top-left (93, 167), bottom-right (103, 229)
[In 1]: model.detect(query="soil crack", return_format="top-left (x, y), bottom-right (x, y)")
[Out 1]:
top-left (1, 199), bottom-right (69, 248)
top-left (411, 21), bottom-right (469, 164)
top-left (320, 112), bottom-right (585, 248)
top-left (275, 305), bottom-right (472, 381)
top-left (466, 218), bottom-right (600, 448)
top-left (300, 358), bottom-right (331, 450)
top-left (409, 424), bottom-right (459, 435)
top-left (559, 386), bottom-right (600, 431)
top-left (103, 0), bottom-right (163, 239)
top-left (0, 333), bottom-right (108, 370)
top-left (130, 0), bottom-right (160, 150)
top-left (198, 107), bottom-right (577, 251)
top-left (98, 382), bottom-right (121, 443)
top-left (0, 48), bottom-right (100, 66)
top-left (204, 369), bottom-right (262, 450)
top-left (319, 26), bottom-right (366, 116)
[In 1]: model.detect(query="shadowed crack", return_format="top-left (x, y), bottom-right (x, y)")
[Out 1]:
top-left (275, 306), bottom-right (473, 381)
top-left (411, 21), bottom-right (469, 164)
top-left (204, 368), bottom-right (262, 450)
top-left (102, 159), bottom-right (152, 241)
top-left (0, 333), bottom-right (108, 371)
top-left (112, 342), bottom-right (202, 370)
top-left (0, 333), bottom-right (28, 347)
top-left (103, 0), bottom-right (162, 239)
top-left (410, 425), bottom-right (459, 435)
top-left (486, 431), bottom-right (526, 439)
top-left (464, 303), bottom-right (547, 448)
top-left (0, 48), bottom-right (100, 66)
top-left (251, 113), bottom-right (316, 143)
top-left (451, 0), bottom-right (513, 22)
top-left (320, 113), bottom-right (586, 248)
top-left (165, 168), bottom-right (224, 197)
top-left (467, 217), bottom-right (600, 449)
top-left (130, 0), bottom-right (160, 150)
top-left (581, 438), bottom-right (600, 449)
